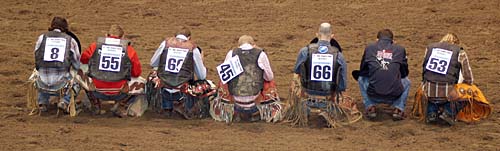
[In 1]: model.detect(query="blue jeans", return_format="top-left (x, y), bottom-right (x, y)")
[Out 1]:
top-left (38, 91), bottom-right (70, 105)
top-left (358, 76), bottom-right (410, 111)
top-left (305, 100), bottom-right (328, 109)
top-left (234, 105), bottom-right (258, 114)
top-left (305, 100), bottom-right (328, 116)
top-left (427, 101), bottom-right (464, 116)
top-left (161, 89), bottom-right (194, 110)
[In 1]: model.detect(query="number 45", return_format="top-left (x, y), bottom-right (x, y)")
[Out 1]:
top-left (219, 64), bottom-right (233, 81)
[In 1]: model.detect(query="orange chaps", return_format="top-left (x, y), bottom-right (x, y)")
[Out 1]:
top-left (412, 83), bottom-right (492, 123)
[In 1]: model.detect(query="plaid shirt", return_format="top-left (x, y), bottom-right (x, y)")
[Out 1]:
top-left (34, 29), bottom-right (80, 91)
top-left (457, 49), bottom-right (473, 84)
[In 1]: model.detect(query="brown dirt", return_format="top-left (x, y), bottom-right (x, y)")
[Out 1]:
top-left (1, 0), bottom-right (499, 150)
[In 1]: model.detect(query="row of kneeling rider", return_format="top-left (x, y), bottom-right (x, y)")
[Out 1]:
top-left (27, 17), bottom-right (492, 128)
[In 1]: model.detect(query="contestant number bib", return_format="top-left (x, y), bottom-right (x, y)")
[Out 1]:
top-left (217, 55), bottom-right (244, 84)
top-left (43, 37), bottom-right (67, 62)
top-left (164, 47), bottom-right (189, 73)
top-left (99, 45), bottom-right (123, 72)
top-left (426, 48), bottom-right (453, 74)
top-left (310, 54), bottom-right (334, 81)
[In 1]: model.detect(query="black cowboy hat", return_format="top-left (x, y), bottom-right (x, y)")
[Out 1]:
top-left (352, 70), bottom-right (360, 81)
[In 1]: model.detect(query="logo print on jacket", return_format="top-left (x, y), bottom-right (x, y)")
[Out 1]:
top-left (376, 49), bottom-right (392, 70)
top-left (318, 46), bottom-right (328, 53)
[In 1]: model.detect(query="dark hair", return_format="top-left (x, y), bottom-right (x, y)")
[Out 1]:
top-left (376, 29), bottom-right (393, 40)
top-left (48, 17), bottom-right (68, 32)
top-left (175, 26), bottom-right (191, 37)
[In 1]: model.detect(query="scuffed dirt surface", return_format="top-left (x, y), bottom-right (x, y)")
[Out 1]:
top-left (0, 0), bottom-right (499, 150)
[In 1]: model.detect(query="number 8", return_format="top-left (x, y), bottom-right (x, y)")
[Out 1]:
top-left (50, 48), bottom-right (59, 59)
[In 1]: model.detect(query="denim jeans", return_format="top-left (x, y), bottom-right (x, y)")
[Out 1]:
top-left (234, 105), bottom-right (258, 114)
top-left (305, 100), bottom-right (328, 116)
top-left (161, 89), bottom-right (194, 110)
top-left (305, 100), bottom-right (328, 109)
top-left (427, 101), bottom-right (464, 116)
top-left (358, 76), bottom-right (411, 111)
top-left (38, 91), bottom-right (70, 105)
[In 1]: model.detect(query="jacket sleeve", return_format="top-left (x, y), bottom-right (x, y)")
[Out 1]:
top-left (34, 35), bottom-right (44, 52)
top-left (458, 49), bottom-right (473, 84)
top-left (127, 46), bottom-right (142, 78)
top-left (293, 47), bottom-right (308, 74)
top-left (258, 51), bottom-right (274, 81)
top-left (421, 48), bottom-right (429, 82)
top-left (70, 38), bottom-right (81, 70)
top-left (192, 47), bottom-right (206, 80)
top-left (150, 41), bottom-right (166, 69)
top-left (400, 48), bottom-right (409, 78)
top-left (80, 43), bottom-right (97, 64)
top-left (337, 52), bottom-right (348, 92)
top-left (358, 48), bottom-right (369, 77)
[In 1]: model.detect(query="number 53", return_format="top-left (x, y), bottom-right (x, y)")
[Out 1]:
top-left (427, 58), bottom-right (448, 72)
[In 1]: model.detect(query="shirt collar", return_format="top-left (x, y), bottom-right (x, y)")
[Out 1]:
top-left (378, 38), bottom-right (393, 44)
top-left (176, 34), bottom-right (188, 41)
top-left (318, 40), bottom-right (330, 46)
top-left (239, 43), bottom-right (254, 50)
top-left (107, 35), bottom-right (120, 39)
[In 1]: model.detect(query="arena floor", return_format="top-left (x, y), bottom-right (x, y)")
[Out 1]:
top-left (0, 0), bottom-right (499, 150)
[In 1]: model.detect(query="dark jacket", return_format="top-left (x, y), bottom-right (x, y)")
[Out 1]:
top-left (359, 38), bottom-right (409, 100)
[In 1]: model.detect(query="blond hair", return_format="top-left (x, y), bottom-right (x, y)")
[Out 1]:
top-left (238, 35), bottom-right (255, 45)
top-left (440, 33), bottom-right (460, 45)
top-left (176, 26), bottom-right (191, 37)
top-left (107, 24), bottom-right (124, 38)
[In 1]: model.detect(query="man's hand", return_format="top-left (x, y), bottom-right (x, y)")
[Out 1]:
top-left (148, 70), bottom-right (161, 88)
top-left (153, 77), bottom-right (161, 88)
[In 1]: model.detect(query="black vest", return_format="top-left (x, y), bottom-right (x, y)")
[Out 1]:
top-left (158, 38), bottom-right (196, 87)
top-left (228, 48), bottom-right (264, 96)
top-left (88, 37), bottom-right (131, 82)
top-left (35, 31), bottom-right (72, 70)
top-left (423, 42), bottom-right (461, 84)
top-left (300, 44), bottom-right (339, 93)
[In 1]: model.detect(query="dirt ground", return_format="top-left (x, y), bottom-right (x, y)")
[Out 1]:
top-left (0, 0), bottom-right (499, 150)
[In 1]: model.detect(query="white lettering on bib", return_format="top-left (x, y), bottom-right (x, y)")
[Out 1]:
top-left (217, 55), bottom-right (244, 84)
top-left (99, 45), bottom-right (123, 72)
top-left (164, 47), bottom-right (189, 73)
top-left (425, 48), bottom-right (453, 74)
top-left (310, 54), bottom-right (334, 81)
top-left (43, 37), bottom-right (67, 62)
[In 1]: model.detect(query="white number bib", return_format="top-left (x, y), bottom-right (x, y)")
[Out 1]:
top-left (425, 48), bottom-right (453, 74)
top-left (43, 37), bottom-right (67, 62)
top-left (164, 47), bottom-right (189, 73)
top-left (310, 54), bottom-right (334, 81)
top-left (99, 45), bottom-right (123, 72)
top-left (217, 55), bottom-right (244, 84)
